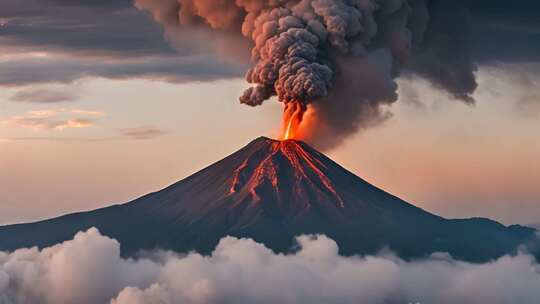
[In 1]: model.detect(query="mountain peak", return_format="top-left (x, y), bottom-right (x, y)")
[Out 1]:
top-left (249, 135), bottom-right (305, 145)
top-left (0, 136), bottom-right (535, 262)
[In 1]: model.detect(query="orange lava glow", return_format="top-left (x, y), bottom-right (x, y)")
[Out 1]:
top-left (229, 138), bottom-right (344, 208)
top-left (281, 103), bottom-right (304, 140)
top-left (284, 115), bottom-right (295, 140)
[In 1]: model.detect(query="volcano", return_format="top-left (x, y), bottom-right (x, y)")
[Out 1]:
top-left (0, 137), bottom-right (535, 262)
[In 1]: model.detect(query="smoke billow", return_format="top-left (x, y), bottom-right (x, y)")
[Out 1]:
top-left (134, 0), bottom-right (483, 147)
top-left (1, 228), bottom-right (539, 304)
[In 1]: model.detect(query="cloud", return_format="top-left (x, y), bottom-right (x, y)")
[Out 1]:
top-left (130, 0), bottom-right (540, 149)
top-left (3, 117), bottom-right (93, 131)
top-left (0, 54), bottom-right (245, 87)
top-left (0, 0), bottom-right (537, 94)
top-left (9, 88), bottom-right (77, 103)
top-left (68, 109), bottom-right (105, 116)
top-left (2, 108), bottom-right (103, 131)
top-left (24, 108), bottom-right (103, 117)
top-left (0, 136), bottom-right (110, 142)
top-left (0, 0), bottom-right (172, 57)
top-left (403, 0), bottom-right (540, 104)
top-left (480, 63), bottom-right (540, 118)
top-left (0, 228), bottom-right (539, 304)
top-left (0, 0), bottom-right (246, 87)
top-left (120, 126), bottom-right (167, 140)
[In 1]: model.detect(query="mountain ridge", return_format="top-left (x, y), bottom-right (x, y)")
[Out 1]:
top-left (0, 136), bottom-right (536, 262)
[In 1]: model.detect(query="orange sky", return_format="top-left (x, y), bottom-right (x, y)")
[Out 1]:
top-left (1, 66), bottom-right (539, 226)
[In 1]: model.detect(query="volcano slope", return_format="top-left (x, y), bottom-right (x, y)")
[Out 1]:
top-left (0, 137), bottom-right (535, 262)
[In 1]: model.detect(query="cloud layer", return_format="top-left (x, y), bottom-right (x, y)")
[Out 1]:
top-left (0, 0), bottom-right (245, 88)
top-left (0, 228), bottom-right (539, 304)
top-left (1, 0), bottom-right (538, 90)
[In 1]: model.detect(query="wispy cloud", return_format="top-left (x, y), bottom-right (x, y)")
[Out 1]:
top-left (9, 88), bottom-right (77, 103)
top-left (0, 136), bottom-right (110, 142)
top-left (2, 108), bottom-right (104, 131)
top-left (21, 108), bottom-right (104, 118)
top-left (3, 117), bottom-right (93, 131)
top-left (120, 126), bottom-right (167, 140)
top-left (69, 109), bottom-right (105, 117)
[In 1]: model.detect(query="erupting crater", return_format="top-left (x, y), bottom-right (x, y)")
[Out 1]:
top-left (229, 138), bottom-right (345, 210)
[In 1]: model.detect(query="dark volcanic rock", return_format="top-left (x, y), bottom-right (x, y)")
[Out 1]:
top-left (0, 137), bottom-right (536, 262)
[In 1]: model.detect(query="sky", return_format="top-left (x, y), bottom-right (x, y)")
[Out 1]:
top-left (0, 0), bottom-right (539, 226)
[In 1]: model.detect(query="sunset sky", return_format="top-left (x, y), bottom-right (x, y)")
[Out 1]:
top-left (1, 0), bottom-right (539, 226)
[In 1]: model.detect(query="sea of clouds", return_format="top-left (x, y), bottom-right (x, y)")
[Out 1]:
top-left (0, 228), bottom-right (539, 304)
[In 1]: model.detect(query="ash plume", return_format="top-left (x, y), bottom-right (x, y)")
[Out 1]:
top-left (135, 0), bottom-right (479, 148)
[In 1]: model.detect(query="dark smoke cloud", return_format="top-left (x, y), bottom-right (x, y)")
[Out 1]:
top-left (2, 0), bottom-right (539, 147)
top-left (135, 0), bottom-right (540, 149)
top-left (0, 0), bottom-right (244, 87)
top-left (407, 1), bottom-right (478, 104)
top-left (0, 228), bottom-right (539, 304)
top-left (134, 0), bottom-right (430, 147)
top-left (235, 0), bottom-right (424, 147)
top-left (300, 52), bottom-right (397, 149)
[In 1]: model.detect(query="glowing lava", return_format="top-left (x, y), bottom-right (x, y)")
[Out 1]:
top-left (284, 115), bottom-right (295, 140)
top-left (229, 137), bottom-right (344, 208)
top-left (281, 103), bottom-right (305, 140)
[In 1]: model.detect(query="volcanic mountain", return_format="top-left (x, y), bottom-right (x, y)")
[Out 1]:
top-left (0, 137), bottom-right (535, 262)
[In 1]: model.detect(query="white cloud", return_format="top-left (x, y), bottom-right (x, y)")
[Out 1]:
top-left (0, 229), bottom-right (539, 304)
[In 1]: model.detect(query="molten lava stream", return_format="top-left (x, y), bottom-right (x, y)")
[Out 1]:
top-left (281, 103), bottom-right (304, 140)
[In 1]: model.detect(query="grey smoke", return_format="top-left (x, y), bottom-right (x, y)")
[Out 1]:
top-left (235, 0), bottom-right (422, 146)
top-left (134, 0), bottom-right (540, 148)
top-left (134, 0), bottom-right (479, 148)
top-left (0, 228), bottom-right (539, 304)
top-left (408, 1), bottom-right (478, 104)
top-left (2, 0), bottom-right (539, 144)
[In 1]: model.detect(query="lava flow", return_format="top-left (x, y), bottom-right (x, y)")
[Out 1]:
top-left (229, 137), bottom-right (345, 209)
top-left (281, 103), bottom-right (305, 140)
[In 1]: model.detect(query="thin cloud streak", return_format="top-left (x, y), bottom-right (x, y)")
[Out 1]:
top-left (1, 108), bottom-right (104, 131)
top-left (120, 126), bottom-right (167, 140)
top-left (2, 117), bottom-right (94, 131)
top-left (9, 88), bottom-right (77, 103)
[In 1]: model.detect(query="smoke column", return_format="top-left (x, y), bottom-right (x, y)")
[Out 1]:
top-left (135, 0), bottom-right (477, 149)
